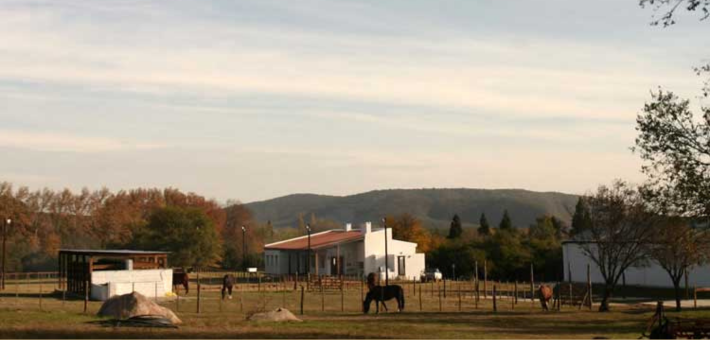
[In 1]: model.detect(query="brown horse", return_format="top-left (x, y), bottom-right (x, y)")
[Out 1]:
top-left (173, 270), bottom-right (190, 295)
top-left (538, 284), bottom-right (553, 311)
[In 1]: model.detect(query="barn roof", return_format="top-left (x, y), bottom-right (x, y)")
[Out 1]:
top-left (265, 230), bottom-right (364, 251)
top-left (58, 249), bottom-right (169, 256)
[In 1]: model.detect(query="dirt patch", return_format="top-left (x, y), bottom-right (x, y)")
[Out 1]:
top-left (247, 308), bottom-right (302, 322)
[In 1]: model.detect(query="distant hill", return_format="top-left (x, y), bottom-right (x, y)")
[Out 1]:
top-left (244, 188), bottom-right (579, 230)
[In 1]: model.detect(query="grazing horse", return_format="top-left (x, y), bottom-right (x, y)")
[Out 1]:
top-left (538, 284), bottom-right (553, 311)
top-left (222, 274), bottom-right (235, 300)
top-left (363, 285), bottom-right (405, 314)
top-left (172, 270), bottom-right (189, 295)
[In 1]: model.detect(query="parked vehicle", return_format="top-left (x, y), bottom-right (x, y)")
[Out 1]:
top-left (420, 268), bottom-right (443, 282)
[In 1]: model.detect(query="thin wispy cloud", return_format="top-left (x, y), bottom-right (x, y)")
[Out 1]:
top-left (0, 0), bottom-right (705, 201)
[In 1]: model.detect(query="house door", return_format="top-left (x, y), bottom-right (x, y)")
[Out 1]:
top-left (397, 256), bottom-right (406, 276)
top-left (330, 257), bottom-right (343, 275)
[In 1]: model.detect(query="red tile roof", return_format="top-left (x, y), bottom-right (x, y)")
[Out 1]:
top-left (265, 230), bottom-right (363, 250)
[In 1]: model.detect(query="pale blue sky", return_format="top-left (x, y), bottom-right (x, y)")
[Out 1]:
top-left (0, 0), bottom-right (708, 203)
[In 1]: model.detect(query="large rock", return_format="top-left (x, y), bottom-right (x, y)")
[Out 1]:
top-left (97, 292), bottom-right (181, 325)
top-left (248, 308), bottom-right (302, 322)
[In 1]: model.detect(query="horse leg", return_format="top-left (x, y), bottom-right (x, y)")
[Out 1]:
top-left (228, 285), bottom-right (233, 299)
top-left (381, 301), bottom-right (388, 312)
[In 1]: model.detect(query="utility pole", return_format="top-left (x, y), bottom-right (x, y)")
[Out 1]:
top-left (383, 218), bottom-right (389, 286)
top-left (241, 226), bottom-right (247, 271)
top-left (2, 218), bottom-right (11, 290)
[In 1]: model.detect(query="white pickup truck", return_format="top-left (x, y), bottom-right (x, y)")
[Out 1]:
top-left (420, 268), bottom-right (443, 282)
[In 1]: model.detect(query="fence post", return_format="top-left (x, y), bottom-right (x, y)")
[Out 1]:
top-left (340, 279), bottom-right (344, 312)
top-left (300, 285), bottom-right (304, 315)
top-left (458, 282), bottom-right (462, 312)
top-left (514, 281), bottom-right (518, 304)
top-left (694, 286), bottom-right (698, 310)
top-left (443, 278), bottom-right (447, 298)
top-left (438, 282), bottom-right (442, 312)
top-left (484, 260), bottom-right (488, 299)
top-left (84, 280), bottom-right (88, 314)
top-left (240, 284), bottom-right (244, 312)
top-left (530, 263), bottom-right (535, 308)
top-left (493, 285), bottom-right (497, 313)
top-left (196, 271), bottom-right (201, 314)
top-left (419, 279), bottom-right (422, 311)
top-left (587, 263), bottom-right (592, 310)
top-left (321, 280), bottom-right (325, 312)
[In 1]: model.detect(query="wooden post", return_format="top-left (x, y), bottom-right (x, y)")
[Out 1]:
top-left (685, 270), bottom-right (690, 300)
top-left (196, 271), bottom-right (201, 314)
top-left (321, 280), bottom-right (325, 312)
top-left (419, 279), bottom-right (422, 311)
top-left (438, 282), bottom-right (442, 312)
top-left (493, 285), bottom-right (497, 313)
top-left (340, 279), bottom-right (344, 312)
top-left (300, 285), bottom-right (304, 315)
top-left (258, 275), bottom-right (261, 292)
top-left (360, 275), bottom-right (364, 308)
top-left (240, 284), bottom-right (244, 312)
top-left (694, 285), bottom-right (698, 309)
top-left (587, 263), bottom-right (592, 310)
top-left (483, 260), bottom-right (488, 299)
top-left (458, 282), bottom-right (462, 312)
top-left (83, 280), bottom-right (88, 314)
top-left (530, 263), bottom-right (535, 308)
top-left (443, 278), bottom-right (447, 298)
top-left (514, 281), bottom-right (518, 304)
top-left (474, 260), bottom-right (478, 300)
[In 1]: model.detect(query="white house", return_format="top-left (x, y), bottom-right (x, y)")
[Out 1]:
top-left (264, 222), bottom-right (426, 280)
top-left (563, 241), bottom-right (710, 288)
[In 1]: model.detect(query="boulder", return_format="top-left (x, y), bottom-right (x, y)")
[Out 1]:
top-left (248, 308), bottom-right (302, 322)
top-left (97, 292), bottom-right (181, 325)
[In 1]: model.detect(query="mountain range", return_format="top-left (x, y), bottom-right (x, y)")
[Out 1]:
top-left (244, 188), bottom-right (580, 230)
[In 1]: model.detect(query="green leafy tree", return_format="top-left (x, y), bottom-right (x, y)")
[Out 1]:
top-left (133, 206), bottom-right (222, 269)
top-left (448, 214), bottom-right (463, 239)
top-left (499, 210), bottom-right (513, 230)
top-left (478, 213), bottom-right (491, 236)
top-left (634, 90), bottom-right (710, 219)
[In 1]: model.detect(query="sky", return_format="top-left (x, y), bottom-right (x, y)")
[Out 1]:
top-left (0, 0), bottom-right (708, 203)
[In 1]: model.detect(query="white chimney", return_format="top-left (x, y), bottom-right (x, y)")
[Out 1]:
top-left (362, 222), bottom-right (372, 234)
top-left (345, 223), bottom-right (352, 232)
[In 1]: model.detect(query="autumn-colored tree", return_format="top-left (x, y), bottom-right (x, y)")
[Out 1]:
top-left (386, 214), bottom-right (434, 253)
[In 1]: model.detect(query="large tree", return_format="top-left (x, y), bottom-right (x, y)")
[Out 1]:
top-left (576, 181), bottom-right (659, 312)
top-left (634, 89), bottom-right (710, 219)
top-left (386, 213), bottom-right (434, 253)
top-left (133, 206), bottom-right (222, 269)
top-left (647, 217), bottom-right (710, 311)
top-left (448, 214), bottom-right (463, 239)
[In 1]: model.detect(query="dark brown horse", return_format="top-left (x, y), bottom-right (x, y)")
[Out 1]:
top-left (222, 274), bottom-right (234, 300)
top-left (363, 272), bottom-right (404, 314)
top-left (173, 270), bottom-right (189, 295)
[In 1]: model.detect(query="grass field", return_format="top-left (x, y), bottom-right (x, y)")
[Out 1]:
top-left (0, 276), bottom-right (707, 339)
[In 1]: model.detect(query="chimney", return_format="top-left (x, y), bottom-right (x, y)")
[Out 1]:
top-left (362, 222), bottom-right (372, 234)
top-left (345, 223), bottom-right (352, 232)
